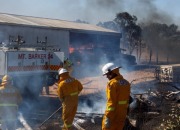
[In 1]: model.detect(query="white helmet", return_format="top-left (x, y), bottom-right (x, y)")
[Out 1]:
top-left (102, 62), bottom-right (120, 75)
top-left (58, 68), bottom-right (68, 75)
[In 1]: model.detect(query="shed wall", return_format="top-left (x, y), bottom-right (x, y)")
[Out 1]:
top-left (0, 24), bottom-right (69, 57)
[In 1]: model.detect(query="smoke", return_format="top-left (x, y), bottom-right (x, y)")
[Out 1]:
top-left (66, 0), bottom-right (175, 26)
top-left (0, 32), bottom-right (3, 41)
top-left (86, 0), bottom-right (175, 26)
top-left (0, 32), bottom-right (7, 44)
top-left (78, 91), bottom-right (106, 114)
top-left (124, 0), bottom-right (173, 25)
top-left (18, 112), bottom-right (33, 130)
top-left (71, 50), bottom-right (108, 113)
top-left (0, 0), bottom-right (179, 27)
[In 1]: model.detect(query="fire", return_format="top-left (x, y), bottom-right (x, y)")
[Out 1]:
top-left (69, 44), bottom-right (94, 54)
top-left (69, 47), bottom-right (75, 53)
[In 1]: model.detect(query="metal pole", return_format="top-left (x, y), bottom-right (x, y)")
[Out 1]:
top-left (39, 106), bottom-right (62, 128)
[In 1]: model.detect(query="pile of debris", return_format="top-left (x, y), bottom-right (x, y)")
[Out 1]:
top-left (74, 112), bottom-right (103, 130)
top-left (129, 81), bottom-right (180, 130)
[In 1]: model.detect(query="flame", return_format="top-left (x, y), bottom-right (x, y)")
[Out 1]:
top-left (69, 47), bottom-right (75, 53)
top-left (69, 44), bottom-right (94, 54)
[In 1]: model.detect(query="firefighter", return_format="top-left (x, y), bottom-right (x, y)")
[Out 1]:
top-left (57, 68), bottom-right (83, 130)
top-left (101, 62), bottom-right (130, 130)
top-left (63, 58), bottom-right (73, 75)
top-left (0, 75), bottom-right (22, 130)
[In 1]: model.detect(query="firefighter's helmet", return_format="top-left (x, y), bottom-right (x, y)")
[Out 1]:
top-left (102, 62), bottom-right (121, 75)
top-left (58, 68), bottom-right (68, 75)
top-left (2, 75), bottom-right (12, 83)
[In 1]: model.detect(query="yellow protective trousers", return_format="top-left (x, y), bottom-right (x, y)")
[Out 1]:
top-left (62, 96), bottom-right (78, 130)
top-left (102, 104), bottom-right (128, 130)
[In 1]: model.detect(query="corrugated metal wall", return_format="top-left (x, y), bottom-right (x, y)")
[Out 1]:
top-left (0, 24), bottom-right (69, 58)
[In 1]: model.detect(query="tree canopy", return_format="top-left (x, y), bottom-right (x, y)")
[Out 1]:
top-left (96, 11), bottom-right (180, 63)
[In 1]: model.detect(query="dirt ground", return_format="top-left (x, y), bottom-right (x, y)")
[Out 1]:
top-left (43, 67), bottom-right (155, 96)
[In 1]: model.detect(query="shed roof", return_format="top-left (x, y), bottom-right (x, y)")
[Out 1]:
top-left (0, 13), bottom-right (119, 34)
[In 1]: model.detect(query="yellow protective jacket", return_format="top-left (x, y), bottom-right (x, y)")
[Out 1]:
top-left (0, 83), bottom-right (22, 122)
top-left (57, 73), bottom-right (83, 130)
top-left (102, 75), bottom-right (130, 130)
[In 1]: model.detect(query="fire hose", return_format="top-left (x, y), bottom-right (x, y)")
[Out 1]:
top-left (39, 106), bottom-right (62, 128)
top-left (39, 105), bottom-right (85, 130)
top-left (18, 112), bottom-right (33, 130)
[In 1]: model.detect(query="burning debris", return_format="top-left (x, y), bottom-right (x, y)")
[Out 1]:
top-left (73, 112), bottom-right (103, 130)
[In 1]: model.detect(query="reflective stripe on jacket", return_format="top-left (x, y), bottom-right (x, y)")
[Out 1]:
top-left (0, 104), bottom-right (18, 107)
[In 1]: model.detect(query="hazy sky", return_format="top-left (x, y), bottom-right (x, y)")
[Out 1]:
top-left (0, 0), bottom-right (180, 27)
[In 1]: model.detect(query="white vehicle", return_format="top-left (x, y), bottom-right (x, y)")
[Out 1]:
top-left (0, 45), bottom-right (64, 98)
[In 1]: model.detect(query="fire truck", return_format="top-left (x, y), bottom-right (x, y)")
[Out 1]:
top-left (0, 43), bottom-right (64, 98)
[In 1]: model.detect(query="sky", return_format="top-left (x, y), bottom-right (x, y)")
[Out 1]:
top-left (0, 0), bottom-right (180, 27)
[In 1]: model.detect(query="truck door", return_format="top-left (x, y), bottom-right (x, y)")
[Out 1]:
top-left (49, 51), bottom-right (64, 72)
top-left (47, 51), bottom-right (64, 85)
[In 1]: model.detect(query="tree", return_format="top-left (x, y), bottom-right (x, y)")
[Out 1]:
top-left (114, 12), bottom-right (142, 59)
top-left (141, 23), bottom-right (179, 64)
top-left (75, 19), bottom-right (89, 24)
top-left (97, 21), bottom-right (120, 31)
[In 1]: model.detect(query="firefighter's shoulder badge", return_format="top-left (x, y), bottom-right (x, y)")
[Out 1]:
top-left (119, 79), bottom-right (128, 86)
top-left (65, 78), bottom-right (74, 83)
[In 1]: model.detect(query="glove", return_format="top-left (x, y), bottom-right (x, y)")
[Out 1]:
top-left (104, 117), bottom-right (110, 128)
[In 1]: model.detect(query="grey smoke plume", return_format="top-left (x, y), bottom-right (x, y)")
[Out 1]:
top-left (0, 0), bottom-right (179, 26)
